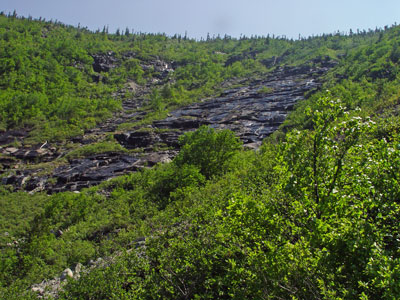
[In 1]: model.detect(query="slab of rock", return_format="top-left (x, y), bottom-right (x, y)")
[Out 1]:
top-left (121, 61), bottom-right (335, 149)
top-left (1, 59), bottom-right (336, 193)
top-left (50, 152), bottom-right (141, 192)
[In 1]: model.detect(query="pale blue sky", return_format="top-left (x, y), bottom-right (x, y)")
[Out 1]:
top-left (2, 0), bottom-right (400, 39)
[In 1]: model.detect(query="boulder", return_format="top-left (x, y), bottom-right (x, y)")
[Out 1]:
top-left (60, 268), bottom-right (73, 281)
top-left (74, 263), bottom-right (83, 279)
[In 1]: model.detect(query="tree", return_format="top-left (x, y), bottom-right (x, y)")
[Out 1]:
top-left (278, 94), bottom-right (374, 219)
top-left (174, 126), bottom-right (242, 179)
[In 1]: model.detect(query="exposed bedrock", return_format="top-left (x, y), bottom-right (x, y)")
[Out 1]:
top-left (117, 60), bottom-right (335, 150)
top-left (1, 59), bottom-right (336, 192)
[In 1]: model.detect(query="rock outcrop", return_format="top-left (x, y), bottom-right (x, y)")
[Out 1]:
top-left (118, 60), bottom-right (335, 150)
top-left (50, 153), bottom-right (141, 192)
top-left (0, 59), bottom-right (336, 193)
top-left (91, 51), bottom-right (118, 73)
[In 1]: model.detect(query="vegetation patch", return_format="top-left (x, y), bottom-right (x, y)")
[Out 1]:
top-left (64, 141), bottom-right (127, 159)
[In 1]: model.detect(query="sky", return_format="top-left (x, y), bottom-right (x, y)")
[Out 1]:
top-left (2, 0), bottom-right (400, 39)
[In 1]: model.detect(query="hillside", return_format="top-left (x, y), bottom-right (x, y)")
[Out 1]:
top-left (1, 14), bottom-right (400, 299)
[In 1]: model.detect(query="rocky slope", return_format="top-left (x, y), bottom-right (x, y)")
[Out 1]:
top-left (0, 58), bottom-right (336, 193)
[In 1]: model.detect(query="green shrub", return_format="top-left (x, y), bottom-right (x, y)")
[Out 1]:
top-left (174, 126), bottom-right (242, 179)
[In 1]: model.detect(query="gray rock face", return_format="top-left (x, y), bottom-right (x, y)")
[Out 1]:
top-left (50, 153), bottom-right (141, 192)
top-left (91, 51), bottom-right (118, 73)
top-left (118, 61), bottom-right (334, 149)
top-left (0, 59), bottom-right (335, 193)
top-left (91, 51), bottom-right (173, 81)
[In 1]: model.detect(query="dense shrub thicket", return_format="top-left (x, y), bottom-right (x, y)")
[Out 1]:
top-left (1, 14), bottom-right (400, 299)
